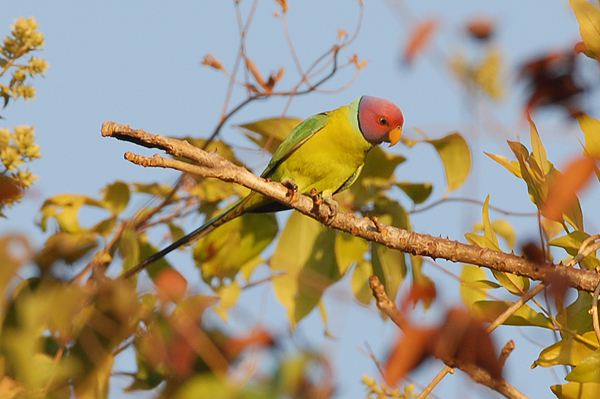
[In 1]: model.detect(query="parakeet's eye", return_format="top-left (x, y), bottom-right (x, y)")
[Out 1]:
top-left (379, 117), bottom-right (388, 125)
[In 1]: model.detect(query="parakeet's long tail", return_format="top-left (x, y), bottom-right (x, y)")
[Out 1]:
top-left (121, 196), bottom-right (249, 279)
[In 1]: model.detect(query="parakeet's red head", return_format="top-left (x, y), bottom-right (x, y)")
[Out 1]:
top-left (358, 96), bottom-right (404, 146)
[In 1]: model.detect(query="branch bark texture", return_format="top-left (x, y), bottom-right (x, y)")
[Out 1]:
top-left (101, 121), bottom-right (600, 293)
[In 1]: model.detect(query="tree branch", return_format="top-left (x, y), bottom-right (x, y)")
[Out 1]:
top-left (101, 121), bottom-right (600, 293)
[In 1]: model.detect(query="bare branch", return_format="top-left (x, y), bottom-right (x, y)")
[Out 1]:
top-left (369, 276), bottom-right (528, 399)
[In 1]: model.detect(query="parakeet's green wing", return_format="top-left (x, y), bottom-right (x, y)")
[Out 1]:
top-left (260, 113), bottom-right (329, 178)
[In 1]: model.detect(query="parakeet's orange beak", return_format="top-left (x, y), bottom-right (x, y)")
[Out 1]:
top-left (388, 126), bottom-right (402, 146)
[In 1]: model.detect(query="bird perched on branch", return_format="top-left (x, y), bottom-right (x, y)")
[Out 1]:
top-left (126, 96), bottom-right (404, 277)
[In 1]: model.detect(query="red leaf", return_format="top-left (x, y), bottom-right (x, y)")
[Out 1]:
top-left (520, 51), bottom-right (584, 118)
top-left (404, 18), bottom-right (438, 65)
top-left (0, 174), bottom-right (23, 205)
top-left (155, 268), bottom-right (188, 302)
top-left (225, 328), bottom-right (274, 359)
top-left (430, 308), bottom-right (503, 380)
top-left (543, 155), bottom-right (596, 222)
top-left (466, 18), bottom-right (495, 40)
top-left (384, 326), bottom-right (436, 386)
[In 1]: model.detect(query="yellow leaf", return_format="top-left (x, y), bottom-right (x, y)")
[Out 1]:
top-left (214, 281), bottom-right (241, 321)
top-left (352, 261), bottom-right (374, 305)
top-left (460, 265), bottom-right (489, 311)
top-left (570, 0), bottom-right (600, 58)
top-left (426, 132), bottom-right (471, 194)
top-left (552, 381), bottom-right (600, 399)
top-left (195, 212), bottom-right (277, 283)
top-left (271, 213), bottom-right (339, 329)
top-left (529, 117), bottom-right (551, 176)
top-left (335, 232), bottom-right (367, 275)
top-left (577, 114), bottom-right (600, 160)
top-left (474, 49), bottom-right (503, 100)
top-left (473, 300), bottom-right (553, 328)
top-left (238, 118), bottom-right (303, 154)
top-left (101, 181), bottom-right (130, 214)
top-left (485, 152), bottom-right (522, 178)
top-left (534, 331), bottom-right (598, 368)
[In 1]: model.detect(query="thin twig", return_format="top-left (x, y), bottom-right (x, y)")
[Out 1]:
top-left (411, 197), bottom-right (538, 217)
top-left (591, 281), bottom-right (600, 345)
top-left (369, 276), bottom-right (527, 399)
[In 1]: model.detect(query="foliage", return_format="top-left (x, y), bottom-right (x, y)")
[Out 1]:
top-left (2, 2), bottom-right (600, 399)
top-left (0, 17), bottom-right (46, 214)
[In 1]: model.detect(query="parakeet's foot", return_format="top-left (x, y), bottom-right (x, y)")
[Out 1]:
top-left (282, 179), bottom-right (299, 202)
top-left (310, 188), bottom-right (338, 226)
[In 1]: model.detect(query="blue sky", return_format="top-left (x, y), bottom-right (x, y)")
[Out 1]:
top-left (2, 1), bottom-right (598, 398)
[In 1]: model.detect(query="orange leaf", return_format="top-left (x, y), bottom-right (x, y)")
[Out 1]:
top-left (225, 328), bottom-right (274, 359)
top-left (404, 18), bottom-right (438, 65)
top-left (431, 308), bottom-right (502, 380)
top-left (155, 268), bottom-right (187, 302)
top-left (402, 277), bottom-right (437, 311)
top-left (543, 155), bottom-right (596, 222)
top-left (384, 326), bottom-right (436, 386)
top-left (275, 0), bottom-right (288, 13)
top-left (0, 174), bottom-right (23, 205)
top-left (466, 18), bottom-right (495, 40)
top-left (245, 56), bottom-right (267, 91)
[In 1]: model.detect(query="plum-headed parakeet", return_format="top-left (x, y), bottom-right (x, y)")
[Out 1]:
top-left (129, 96), bottom-right (404, 275)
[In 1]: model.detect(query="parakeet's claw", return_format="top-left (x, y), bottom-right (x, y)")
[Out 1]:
top-left (310, 188), bottom-right (338, 226)
top-left (282, 179), bottom-right (299, 202)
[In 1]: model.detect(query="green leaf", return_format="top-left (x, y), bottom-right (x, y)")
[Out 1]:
top-left (559, 292), bottom-right (594, 335)
top-left (369, 197), bottom-right (408, 301)
top-left (168, 222), bottom-right (185, 243)
top-left (507, 140), bottom-right (546, 208)
top-left (132, 182), bottom-right (178, 198)
top-left (90, 216), bottom-right (117, 237)
top-left (577, 114), bottom-right (600, 160)
top-left (533, 331), bottom-right (598, 368)
top-left (271, 212), bottom-right (339, 329)
top-left (360, 146), bottom-right (406, 181)
top-left (570, 0), bottom-right (600, 57)
top-left (371, 243), bottom-right (405, 303)
top-left (335, 232), bottom-right (368, 275)
top-left (395, 182), bottom-right (433, 204)
top-left (343, 147), bottom-right (406, 206)
top-left (101, 181), bottom-right (130, 214)
top-left (550, 232), bottom-right (600, 270)
top-left (195, 212), bottom-right (278, 283)
top-left (472, 300), bottom-right (554, 328)
top-left (426, 132), bottom-right (471, 193)
top-left (119, 226), bottom-right (140, 273)
top-left (173, 374), bottom-right (239, 399)
top-left (35, 232), bottom-right (97, 270)
top-left (238, 117), bottom-right (303, 154)
top-left (490, 268), bottom-right (530, 296)
top-left (566, 349), bottom-right (600, 383)
top-left (138, 240), bottom-right (172, 279)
